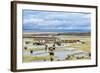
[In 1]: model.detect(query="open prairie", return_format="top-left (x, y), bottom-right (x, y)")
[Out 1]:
top-left (22, 33), bottom-right (91, 62)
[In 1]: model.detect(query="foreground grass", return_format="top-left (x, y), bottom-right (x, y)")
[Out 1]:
top-left (23, 55), bottom-right (57, 62)
top-left (23, 48), bottom-right (43, 52)
top-left (23, 35), bottom-right (91, 62)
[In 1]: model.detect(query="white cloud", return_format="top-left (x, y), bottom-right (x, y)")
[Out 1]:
top-left (23, 10), bottom-right (91, 32)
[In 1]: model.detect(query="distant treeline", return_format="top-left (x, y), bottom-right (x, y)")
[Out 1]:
top-left (57, 32), bottom-right (91, 36)
top-left (23, 32), bottom-right (90, 37)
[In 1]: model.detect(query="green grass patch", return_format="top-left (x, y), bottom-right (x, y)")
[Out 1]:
top-left (23, 48), bottom-right (43, 52)
top-left (23, 55), bottom-right (57, 62)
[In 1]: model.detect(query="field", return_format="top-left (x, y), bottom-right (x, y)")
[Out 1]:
top-left (22, 33), bottom-right (91, 63)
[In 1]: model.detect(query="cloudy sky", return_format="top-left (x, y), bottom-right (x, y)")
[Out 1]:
top-left (23, 10), bottom-right (91, 32)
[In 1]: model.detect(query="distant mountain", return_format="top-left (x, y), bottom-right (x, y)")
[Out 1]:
top-left (23, 31), bottom-right (90, 37)
top-left (57, 32), bottom-right (91, 36)
top-left (23, 29), bottom-right (90, 33)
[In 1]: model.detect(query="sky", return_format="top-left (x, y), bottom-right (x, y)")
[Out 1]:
top-left (23, 10), bottom-right (91, 32)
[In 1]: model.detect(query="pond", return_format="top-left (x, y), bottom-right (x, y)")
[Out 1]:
top-left (23, 47), bottom-right (89, 62)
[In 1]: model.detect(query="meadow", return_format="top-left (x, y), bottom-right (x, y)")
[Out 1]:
top-left (22, 34), bottom-right (91, 63)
